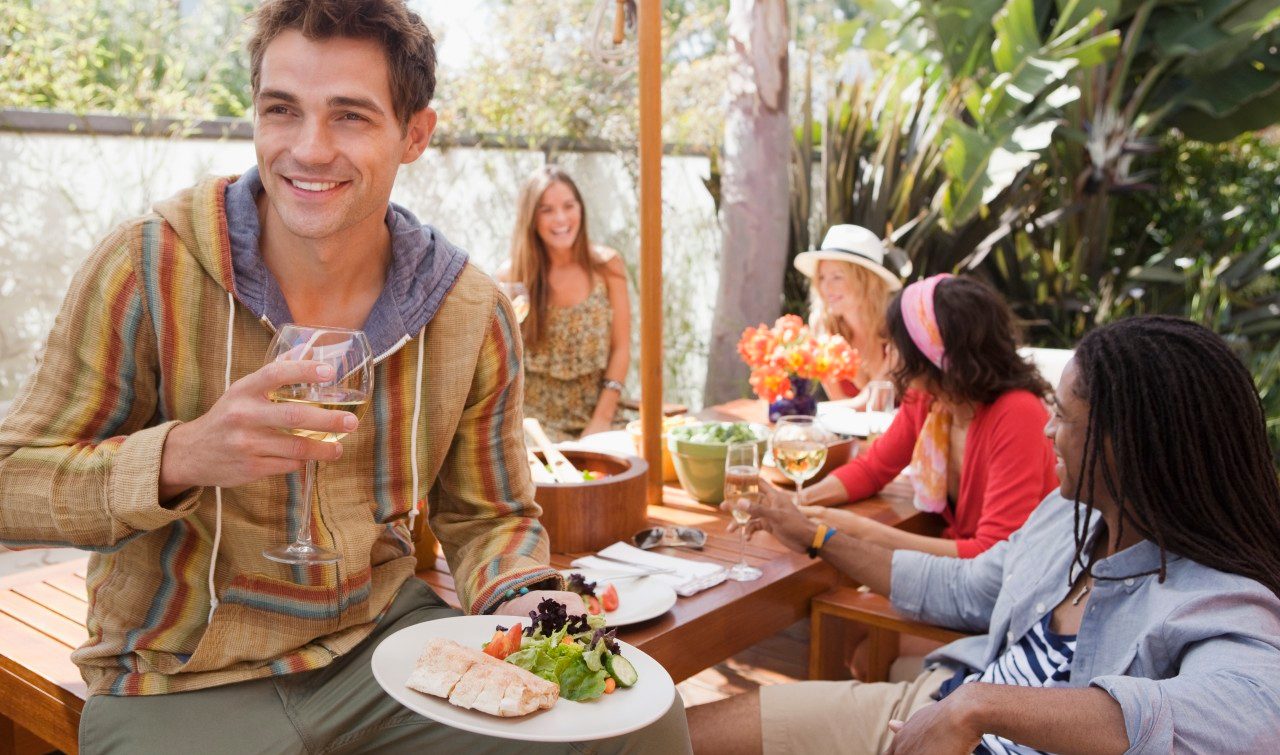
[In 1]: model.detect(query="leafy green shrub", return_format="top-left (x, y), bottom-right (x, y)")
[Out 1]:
top-left (0, 0), bottom-right (252, 119)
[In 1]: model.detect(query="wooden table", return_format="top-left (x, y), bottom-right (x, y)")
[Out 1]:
top-left (418, 480), bottom-right (923, 684)
top-left (420, 398), bottom-right (930, 683)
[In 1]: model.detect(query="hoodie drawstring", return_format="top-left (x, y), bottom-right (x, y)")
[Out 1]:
top-left (207, 290), bottom-right (235, 624)
top-left (407, 326), bottom-right (426, 534)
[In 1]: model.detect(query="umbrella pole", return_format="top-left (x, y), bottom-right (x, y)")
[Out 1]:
top-left (638, 0), bottom-right (663, 506)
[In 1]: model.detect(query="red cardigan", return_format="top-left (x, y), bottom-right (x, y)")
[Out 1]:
top-left (830, 389), bottom-right (1057, 558)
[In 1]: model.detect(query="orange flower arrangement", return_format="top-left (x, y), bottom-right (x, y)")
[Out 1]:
top-left (737, 315), bottom-right (859, 403)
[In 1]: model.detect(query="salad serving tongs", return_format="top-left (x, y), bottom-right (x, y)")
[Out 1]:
top-left (523, 418), bottom-right (583, 484)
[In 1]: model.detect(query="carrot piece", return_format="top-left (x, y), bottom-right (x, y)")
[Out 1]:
top-left (604, 677), bottom-right (617, 694)
top-left (561, 635), bottom-right (575, 646)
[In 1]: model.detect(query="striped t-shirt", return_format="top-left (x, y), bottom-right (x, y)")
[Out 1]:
top-left (935, 612), bottom-right (1077, 755)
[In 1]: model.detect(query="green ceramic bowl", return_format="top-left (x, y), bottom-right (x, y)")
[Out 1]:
top-left (667, 423), bottom-right (770, 504)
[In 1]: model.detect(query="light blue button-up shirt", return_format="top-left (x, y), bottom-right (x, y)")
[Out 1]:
top-left (891, 491), bottom-right (1280, 752)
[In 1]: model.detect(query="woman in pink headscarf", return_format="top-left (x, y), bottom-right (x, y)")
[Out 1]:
top-left (761, 275), bottom-right (1058, 560)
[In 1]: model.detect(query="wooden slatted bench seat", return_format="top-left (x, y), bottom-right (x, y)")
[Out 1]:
top-left (0, 558), bottom-right (90, 755)
top-left (0, 545), bottom-right (458, 755)
top-left (809, 586), bottom-right (973, 682)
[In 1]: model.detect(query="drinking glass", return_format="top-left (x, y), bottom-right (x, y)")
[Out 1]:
top-left (263, 325), bottom-right (373, 566)
top-left (723, 442), bottom-right (762, 581)
top-left (770, 416), bottom-right (833, 497)
top-left (500, 281), bottom-right (530, 324)
top-left (864, 380), bottom-right (896, 442)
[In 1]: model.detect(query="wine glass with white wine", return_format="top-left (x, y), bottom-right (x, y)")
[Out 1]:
top-left (770, 416), bottom-right (833, 498)
top-left (500, 281), bottom-right (530, 324)
top-left (864, 380), bottom-right (896, 442)
top-left (263, 325), bottom-right (373, 566)
top-left (724, 441), bottom-right (762, 581)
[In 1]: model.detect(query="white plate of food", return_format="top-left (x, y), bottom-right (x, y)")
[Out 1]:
top-left (371, 614), bottom-right (676, 742)
top-left (560, 569), bottom-right (678, 627)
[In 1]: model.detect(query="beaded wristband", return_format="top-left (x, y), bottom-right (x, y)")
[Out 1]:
top-left (808, 524), bottom-right (830, 559)
top-left (501, 586), bottom-right (530, 602)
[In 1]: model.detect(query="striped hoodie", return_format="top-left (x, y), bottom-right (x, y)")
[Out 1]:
top-left (0, 173), bottom-right (560, 696)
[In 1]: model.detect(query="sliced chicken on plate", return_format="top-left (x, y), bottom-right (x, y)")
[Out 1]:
top-left (406, 637), bottom-right (559, 717)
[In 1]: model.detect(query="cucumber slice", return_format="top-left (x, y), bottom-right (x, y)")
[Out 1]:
top-left (605, 654), bottom-right (638, 688)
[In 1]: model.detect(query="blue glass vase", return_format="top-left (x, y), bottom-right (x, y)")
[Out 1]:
top-left (768, 378), bottom-right (818, 423)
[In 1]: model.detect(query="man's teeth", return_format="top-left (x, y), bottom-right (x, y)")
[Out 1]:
top-left (291, 179), bottom-right (340, 192)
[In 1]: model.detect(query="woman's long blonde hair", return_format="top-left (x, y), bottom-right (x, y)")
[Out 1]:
top-left (810, 260), bottom-right (894, 376)
top-left (509, 165), bottom-right (597, 350)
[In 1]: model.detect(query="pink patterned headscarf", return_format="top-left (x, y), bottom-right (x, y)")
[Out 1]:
top-left (901, 274), bottom-right (953, 369)
top-left (900, 273), bottom-right (954, 514)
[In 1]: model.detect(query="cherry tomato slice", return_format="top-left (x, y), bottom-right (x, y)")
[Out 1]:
top-left (600, 583), bottom-right (619, 612)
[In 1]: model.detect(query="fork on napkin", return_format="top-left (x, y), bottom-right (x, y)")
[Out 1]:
top-left (571, 542), bottom-right (727, 597)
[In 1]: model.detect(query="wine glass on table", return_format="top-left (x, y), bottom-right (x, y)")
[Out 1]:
top-left (263, 325), bottom-right (373, 566)
top-left (770, 415), bottom-right (834, 501)
top-left (863, 380), bottom-right (896, 443)
top-left (500, 281), bottom-right (530, 324)
top-left (724, 441), bottom-right (762, 582)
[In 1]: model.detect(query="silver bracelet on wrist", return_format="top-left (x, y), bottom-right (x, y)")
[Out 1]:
top-left (600, 378), bottom-right (625, 395)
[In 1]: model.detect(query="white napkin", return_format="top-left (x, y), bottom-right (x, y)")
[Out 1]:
top-left (571, 542), bottom-right (727, 597)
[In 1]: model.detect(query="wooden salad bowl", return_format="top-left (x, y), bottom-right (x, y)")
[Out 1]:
top-left (533, 449), bottom-right (650, 553)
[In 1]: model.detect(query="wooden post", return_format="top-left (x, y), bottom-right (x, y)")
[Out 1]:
top-left (638, 0), bottom-right (664, 506)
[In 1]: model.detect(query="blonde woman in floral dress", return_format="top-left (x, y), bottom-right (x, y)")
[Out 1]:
top-left (500, 166), bottom-right (631, 441)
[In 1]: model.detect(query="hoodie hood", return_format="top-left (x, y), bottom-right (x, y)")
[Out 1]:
top-left (154, 167), bottom-right (469, 360)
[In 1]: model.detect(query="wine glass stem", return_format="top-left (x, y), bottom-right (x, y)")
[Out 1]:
top-left (795, 477), bottom-right (804, 503)
top-left (738, 521), bottom-right (747, 566)
top-left (295, 459), bottom-right (319, 549)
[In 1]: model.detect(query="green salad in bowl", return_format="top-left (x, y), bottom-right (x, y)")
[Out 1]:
top-left (666, 422), bottom-right (769, 505)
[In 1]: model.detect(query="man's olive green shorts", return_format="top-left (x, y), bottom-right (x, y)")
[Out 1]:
top-left (79, 578), bottom-right (692, 755)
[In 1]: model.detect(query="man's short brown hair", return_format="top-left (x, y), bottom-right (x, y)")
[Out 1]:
top-left (248, 0), bottom-right (437, 130)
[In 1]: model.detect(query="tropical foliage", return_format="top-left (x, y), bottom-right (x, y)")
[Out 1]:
top-left (791, 0), bottom-right (1280, 458)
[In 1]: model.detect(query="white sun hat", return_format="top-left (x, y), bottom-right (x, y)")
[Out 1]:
top-left (793, 224), bottom-right (902, 290)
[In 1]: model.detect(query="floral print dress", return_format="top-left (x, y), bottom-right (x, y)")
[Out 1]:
top-left (523, 279), bottom-right (612, 441)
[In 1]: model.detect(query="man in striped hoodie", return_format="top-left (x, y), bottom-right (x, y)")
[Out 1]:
top-left (0, 0), bottom-right (690, 752)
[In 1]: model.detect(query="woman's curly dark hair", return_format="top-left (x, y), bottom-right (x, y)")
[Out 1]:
top-left (886, 276), bottom-right (1050, 404)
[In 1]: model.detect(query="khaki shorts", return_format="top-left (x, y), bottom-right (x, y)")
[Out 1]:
top-left (759, 667), bottom-right (952, 755)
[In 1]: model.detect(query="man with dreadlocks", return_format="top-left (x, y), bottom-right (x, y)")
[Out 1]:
top-left (689, 315), bottom-right (1280, 754)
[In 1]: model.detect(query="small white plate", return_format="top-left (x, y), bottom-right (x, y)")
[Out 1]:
top-left (560, 569), bottom-right (678, 627)
top-left (371, 615), bottom-right (675, 742)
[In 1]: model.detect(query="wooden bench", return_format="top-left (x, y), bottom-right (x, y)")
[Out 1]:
top-left (809, 587), bottom-right (972, 682)
top-left (0, 520), bottom-right (444, 755)
top-left (0, 558), bottom-right (89, 755)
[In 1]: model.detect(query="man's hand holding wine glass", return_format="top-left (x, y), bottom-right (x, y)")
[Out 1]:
top-left (158, 359), bottom-right (358, 501)
top-left (720, 477), bottom-right (822, 556)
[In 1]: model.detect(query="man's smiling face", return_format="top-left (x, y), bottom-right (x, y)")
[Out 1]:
top-left (253, 30), bottom-right (433, 244)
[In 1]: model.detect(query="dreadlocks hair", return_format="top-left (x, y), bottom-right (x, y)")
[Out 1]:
top-left (1069, 315), bottom-right (1280, 598)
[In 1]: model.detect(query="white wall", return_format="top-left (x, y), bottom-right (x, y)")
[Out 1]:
top-left (0, 129), bottom-right (721, 408)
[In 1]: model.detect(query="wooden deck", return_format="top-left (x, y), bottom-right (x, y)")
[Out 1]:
top-left (676, 619), bottom-right (810, 706)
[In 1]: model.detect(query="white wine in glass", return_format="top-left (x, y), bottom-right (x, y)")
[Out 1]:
top-left (724, 441), bottom-right (762, 581)
top-left (770, 416), bottom-right (834, 496)
top-left (864, 380), bottom-right (896, 443)
top-left (262, 325), bottom-right (373, 567)
top-left (268, 385), bottom-right (370, 443)
top-left (500, 281), bottom-right (530, 324)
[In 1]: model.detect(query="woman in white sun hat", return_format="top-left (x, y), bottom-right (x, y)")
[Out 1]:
top-left (793, 225), bottom-right (902, 406)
